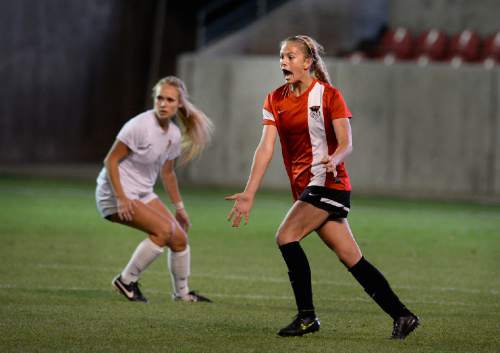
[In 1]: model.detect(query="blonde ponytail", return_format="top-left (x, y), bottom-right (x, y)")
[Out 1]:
top-left (152, 76), bottom-right (214, 163)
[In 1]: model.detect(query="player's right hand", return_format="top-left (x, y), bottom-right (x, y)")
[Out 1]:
top-left (117, 196), bottom-right (136, 222)
top-left (225, 192), bottom-right (253, 228)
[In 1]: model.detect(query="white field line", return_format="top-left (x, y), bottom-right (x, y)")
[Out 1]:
top-left (34, 263), bottom-right (500, 295)
top-left (6, 262), bottom-right (498, 297)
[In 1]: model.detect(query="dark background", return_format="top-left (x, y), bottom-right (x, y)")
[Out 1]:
top-left (0, 0), bottom-right (211, 163)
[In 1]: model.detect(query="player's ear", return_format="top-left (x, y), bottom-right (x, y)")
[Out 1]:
top-left (304, 56), bottom-right (313, 71)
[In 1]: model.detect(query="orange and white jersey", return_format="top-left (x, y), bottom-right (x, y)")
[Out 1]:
top-left (262, 80), bottom-right (352, 200)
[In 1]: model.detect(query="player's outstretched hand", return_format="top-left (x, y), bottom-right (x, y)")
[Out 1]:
top-left (225, 192), bottom-right (253, 228)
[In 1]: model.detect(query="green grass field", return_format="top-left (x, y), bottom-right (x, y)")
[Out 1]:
top-left (0, 175), bottom-right (499, 353)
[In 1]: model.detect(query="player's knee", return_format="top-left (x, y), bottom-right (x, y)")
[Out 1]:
top-left (275, 226), bottom-right (286, 245)
top-left (275, 226), bottom-right (299, 246)
top-left (168, 225), bottom-right (188, 252)
top-left (152, 221), bottom-right (175, 247)
top-left (337, 248), bottom-right (362, 268)
top-left (169, 237), bottom-right (187, 252)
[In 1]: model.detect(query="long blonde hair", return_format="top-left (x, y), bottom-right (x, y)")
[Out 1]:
top-left (282, 35), bottom-right (332, 85)
top-left (152, 76), bottom-right (214, 163)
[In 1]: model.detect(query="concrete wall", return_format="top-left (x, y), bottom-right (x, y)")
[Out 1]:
top-left (178, 54), bottom-right (500, 201)
top-left (178, 56), bottom-right (289, 189)
top-left (200, 0), bottom-right (388, 55)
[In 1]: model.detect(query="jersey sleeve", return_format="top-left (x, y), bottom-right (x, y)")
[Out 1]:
top-left (262, 94), bottom-right (276, 126)
top-left (117, 118), bottom-right (146, 153)
top-left (327, 89), bottom-right (352, 120)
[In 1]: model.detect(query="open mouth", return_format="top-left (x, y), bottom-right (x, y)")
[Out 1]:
top-left (282, 69), bottom-right (292, 78)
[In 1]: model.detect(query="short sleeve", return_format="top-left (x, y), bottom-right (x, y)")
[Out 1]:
top-left (328, 89), bottom-right (352, 120)
top-left (117, 119), bottom-right (146, 152)
top-left (262, 94), bottom-right (276, 126)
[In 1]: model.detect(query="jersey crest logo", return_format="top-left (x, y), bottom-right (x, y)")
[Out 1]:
top-left (309, 106), bottom-right (321, 121)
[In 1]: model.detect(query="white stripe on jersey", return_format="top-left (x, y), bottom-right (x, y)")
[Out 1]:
top-left (263, 108), bottom-right (275, 122)
top-left (307, 82), bottom-right (328, 187)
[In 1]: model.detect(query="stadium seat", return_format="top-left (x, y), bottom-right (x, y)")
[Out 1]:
top-left (481, 31), bottom-right (500, 68)
top-left (378, 27), bottom-right (414, 64)
top-left (448, 29), bottom-right (481, 66)
top-left (414, 29), bottom-right (449, 65)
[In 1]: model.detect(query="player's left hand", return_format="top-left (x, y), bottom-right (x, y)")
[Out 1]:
top-left (320, 155), bottom-right (337, 177)
top-left (175, 208), bottom-right (191, 232)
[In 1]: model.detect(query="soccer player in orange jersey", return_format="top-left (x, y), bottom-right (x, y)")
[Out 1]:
top-left (226, 35), bottom-right (419, 339)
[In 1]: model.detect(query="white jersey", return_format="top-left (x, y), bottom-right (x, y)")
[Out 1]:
top-left (96, 110), bottom-right (182, 200)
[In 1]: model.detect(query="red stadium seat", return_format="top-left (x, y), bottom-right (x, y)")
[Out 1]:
top-left (481, 31), bottom-right (500, 67)
top-left (448, 29), bottom-right (481, 66)
top-left (414, 29), bottom-right (449, 65)
top-left (378, 27), bottom-right (414, 63)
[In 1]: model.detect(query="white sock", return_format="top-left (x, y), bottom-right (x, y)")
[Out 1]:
top-left (168, 245), bottom-right (190, 297)
top-left (121, 238), bottom-right (164, 284)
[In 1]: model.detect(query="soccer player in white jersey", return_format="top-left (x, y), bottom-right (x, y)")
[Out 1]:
top-left (96, 76), bottom-right (213, 303)
top-left (226, 35), bottom-right (419, 338)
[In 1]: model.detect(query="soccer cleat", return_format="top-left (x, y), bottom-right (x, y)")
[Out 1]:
top-left (112, 275), bottom-right (148, 303)
top-left (391, 314), bottom-right (420, 339)
top-left (173, 290), bottom-right (212, 303)
top-left (277, 315), bottom-right (320, 337)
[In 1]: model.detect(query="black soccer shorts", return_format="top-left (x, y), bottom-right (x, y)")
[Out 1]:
top-left (299, 185), bottom-right (351, 219)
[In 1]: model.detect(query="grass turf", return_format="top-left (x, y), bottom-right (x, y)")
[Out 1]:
top-left (0, 175), bottom-right (499, 353)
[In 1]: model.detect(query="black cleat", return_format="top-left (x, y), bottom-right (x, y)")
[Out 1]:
top-left (278, 315), bottom-right (320, 337)
top-left (112, 275), bottom-right (148, 303)
top-left (173, 290), bottom-right (212, 303)
top-left (391, 314), bottom-right (420, 339)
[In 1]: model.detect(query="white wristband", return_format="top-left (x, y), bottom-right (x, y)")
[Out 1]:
top-left (173, 201), bottom-right (184, 210)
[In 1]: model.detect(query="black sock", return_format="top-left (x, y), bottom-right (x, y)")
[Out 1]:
top-left (279, 241), bottom-right (315, 317)
top-left (349, 257), bottom-right (412, 320)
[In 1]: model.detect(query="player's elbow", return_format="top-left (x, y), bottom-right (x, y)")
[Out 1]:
top-left (337, 142), bottom-right (352, 160)
top-left (103, 155), bottom-right (110, 167)
top-left (341, 137), bottom-right (353, 154)
top-left (103, 154), bottom-right (118, 169)
top-left (256, 145), bottom-right (274, 163)
top-left (346, 142), bottom-right (353, 155)
top-left (162, 169), bottom-right (175, 182)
